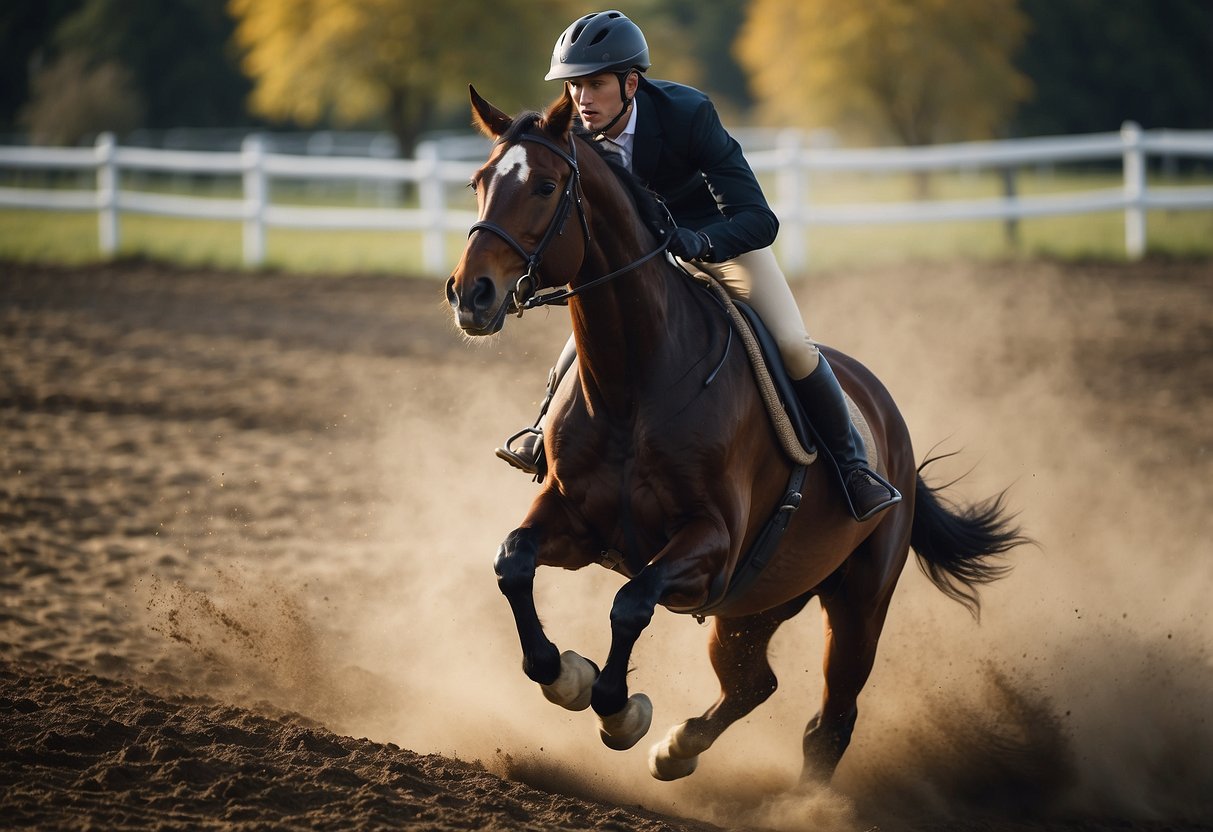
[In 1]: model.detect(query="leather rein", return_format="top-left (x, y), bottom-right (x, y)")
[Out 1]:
top-left (466, 132), bottom-right (670, 325)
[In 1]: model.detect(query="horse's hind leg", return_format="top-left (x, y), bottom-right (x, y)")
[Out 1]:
top-left (650, 597), bottom-right (810, 781)
top-left (802, 531), bottom-right (908, 783)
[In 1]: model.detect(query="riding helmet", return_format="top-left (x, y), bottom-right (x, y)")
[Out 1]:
top-left (545, 10), bottom-right (651, 81)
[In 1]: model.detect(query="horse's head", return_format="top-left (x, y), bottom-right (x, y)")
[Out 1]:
top-left (446, 86), bottom-right (588, 336)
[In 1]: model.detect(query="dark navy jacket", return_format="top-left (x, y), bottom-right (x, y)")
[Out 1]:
top-left (629, 76), bottom-right (778, 262)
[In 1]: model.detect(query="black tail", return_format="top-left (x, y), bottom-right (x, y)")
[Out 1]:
top-left (910, 455), bottom-right (1030, 618)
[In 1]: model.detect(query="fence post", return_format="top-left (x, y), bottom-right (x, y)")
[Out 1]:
top-left (775, 129), bottom-right (807, 275)
top-left (417, 141), bottom-right (445, 275)
top-left (1000, 166), bottom-right (1020, 251)
top-left (95, 132), bottom-right (118, 256)
top-left (242, 134), bottom-right (266, 266)
top-left (1121, 120), bottom-right (1145, 260)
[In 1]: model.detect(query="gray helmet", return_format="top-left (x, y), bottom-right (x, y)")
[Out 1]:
top-left (545, 10), bottom-right (650, 81)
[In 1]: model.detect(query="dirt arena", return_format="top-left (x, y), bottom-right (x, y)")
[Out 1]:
top-left (2, 256), bottom-right (1211, 831)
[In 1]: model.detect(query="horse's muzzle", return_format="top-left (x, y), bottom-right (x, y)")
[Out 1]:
top-left (447, 275), bottom-right (508, 336)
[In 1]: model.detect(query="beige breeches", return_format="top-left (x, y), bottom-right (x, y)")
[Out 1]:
top-left (689, 246), bottom-right (821, 380)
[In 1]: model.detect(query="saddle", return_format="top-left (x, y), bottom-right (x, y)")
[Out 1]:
top-left (696, 274), bottom-right (879, 473)
top-left (671, 274), bottom-right (879, 619)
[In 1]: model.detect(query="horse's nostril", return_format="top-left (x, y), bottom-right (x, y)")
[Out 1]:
top-left (471, 276), bottom-right (496, 312)
top-left (445, 276), bottom-right (458, 307)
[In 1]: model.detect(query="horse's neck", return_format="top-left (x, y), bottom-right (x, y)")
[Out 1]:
top-left (569, 245), bottom-right (672, 415)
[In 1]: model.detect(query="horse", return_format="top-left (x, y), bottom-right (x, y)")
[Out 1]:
top-left (446, 86), bottom-right (1026, 784)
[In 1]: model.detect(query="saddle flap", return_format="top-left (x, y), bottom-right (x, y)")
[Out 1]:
top-left (732, 300), bottom-right (879, 473)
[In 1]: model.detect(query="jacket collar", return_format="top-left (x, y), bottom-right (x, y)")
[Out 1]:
top-left (631, 77), bottom-right (662, 185)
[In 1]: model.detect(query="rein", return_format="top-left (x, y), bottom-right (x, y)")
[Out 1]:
top-left (467, 131), bottom-right (670, 317)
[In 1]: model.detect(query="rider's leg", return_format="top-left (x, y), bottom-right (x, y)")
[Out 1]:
top-left (692, 247), bottom-right (900, 521)
top-left (496, 334), bottom-right (578, 477)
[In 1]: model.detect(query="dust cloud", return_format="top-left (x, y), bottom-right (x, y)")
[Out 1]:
top-left (133, 261), bottom-right (1211, 830)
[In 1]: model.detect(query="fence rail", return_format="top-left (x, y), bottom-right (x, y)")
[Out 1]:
top-left (2, 122), bottom-right (1211, 274)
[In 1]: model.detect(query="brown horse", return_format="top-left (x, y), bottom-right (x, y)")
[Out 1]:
top-left (446, 87), bottom-right (1025, 783)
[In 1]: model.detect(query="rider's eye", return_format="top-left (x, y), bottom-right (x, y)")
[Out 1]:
top-left (536, 181), bottom-right (557, 197)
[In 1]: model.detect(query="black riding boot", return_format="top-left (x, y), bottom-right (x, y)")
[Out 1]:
top-left (792, 357), bottom-right (902, 521)
top-left (495, 336), bottom-right (578, 479)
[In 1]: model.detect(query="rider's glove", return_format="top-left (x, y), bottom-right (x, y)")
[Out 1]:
top-left (668, 227), bottom-right (712, 261)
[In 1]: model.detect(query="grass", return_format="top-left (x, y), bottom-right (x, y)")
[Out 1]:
top-left (1, 168), bottom-right (1210, 277)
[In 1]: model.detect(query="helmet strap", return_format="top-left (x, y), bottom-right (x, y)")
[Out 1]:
top-left (592, 98), bottom-right (632, 142)
top-left (584, 70), bottom-right (635, 141)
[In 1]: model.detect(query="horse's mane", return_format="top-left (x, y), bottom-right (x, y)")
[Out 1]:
top-left (571, 126), bottom-right (670, 240)
top-left (502, 112), bottom-right (670, 241)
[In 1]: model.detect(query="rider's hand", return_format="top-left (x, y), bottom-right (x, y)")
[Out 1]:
top-left (668, 227), bottom-right (712, 261)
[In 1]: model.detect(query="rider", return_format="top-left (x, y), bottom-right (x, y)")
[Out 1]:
top-left (495, 9), bottom-right (901, 522)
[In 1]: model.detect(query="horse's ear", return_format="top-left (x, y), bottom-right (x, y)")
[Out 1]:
top-left (543, 87), bottom-right (575, 140)
top-left (469, 85), bottom-right (512, 139)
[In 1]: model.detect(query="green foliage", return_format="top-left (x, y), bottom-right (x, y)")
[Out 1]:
top-left (0, 0), bottom-right (84, 132)
top-left (1013, 0), bottom-right (1213, 134)
top-left (52, 0), bottom-right (251, 129)
top-left (21, 51), bottom-right (144, 145)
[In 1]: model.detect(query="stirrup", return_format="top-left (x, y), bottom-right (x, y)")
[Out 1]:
top-left (495, 427), bottom-right (544, 475)
top-left (844, 468), bottom-right (902, 522)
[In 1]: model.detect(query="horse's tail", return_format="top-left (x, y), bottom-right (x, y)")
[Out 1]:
top-left (910, 454), bottom-right (1029, 619)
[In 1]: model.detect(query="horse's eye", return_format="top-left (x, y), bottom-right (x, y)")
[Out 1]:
top-left (536, 181), bottom-right (557, 197)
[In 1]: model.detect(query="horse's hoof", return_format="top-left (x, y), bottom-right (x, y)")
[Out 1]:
top-left (647, 723), bottom-right (708, 781)
top-left (540, 650), bottom-right (597, 711)
top-left (649, 740), bottom-right (699, 781)
top-left (598, 693), bottom-right (652, 751)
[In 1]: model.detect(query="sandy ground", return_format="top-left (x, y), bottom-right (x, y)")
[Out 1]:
top-left (2, 257), bottom-right (1211, 831)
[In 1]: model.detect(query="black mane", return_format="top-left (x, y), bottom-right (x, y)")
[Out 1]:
top-left (572, 126), bottom-right (670, 240)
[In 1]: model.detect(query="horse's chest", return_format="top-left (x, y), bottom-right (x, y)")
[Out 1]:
top-left (556, 441), bottom-right (694, 564)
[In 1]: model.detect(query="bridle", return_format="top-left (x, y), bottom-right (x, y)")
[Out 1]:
top-left (466, 131), bottom-right (670, 329)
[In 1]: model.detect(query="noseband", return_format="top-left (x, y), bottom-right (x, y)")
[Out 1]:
top-left (467, 131), bottom-right (670, 321)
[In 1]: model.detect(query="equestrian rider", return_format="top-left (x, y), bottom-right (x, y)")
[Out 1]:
top-left (495, 9), bottom-right (901, 522)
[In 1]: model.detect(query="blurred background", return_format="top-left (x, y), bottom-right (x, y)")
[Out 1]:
top-left (1, 0), bottom-right (1211, 273)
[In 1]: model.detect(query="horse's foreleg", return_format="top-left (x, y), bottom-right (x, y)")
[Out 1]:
top-left (591, 561), bottom-right (668, 750)
top-left (649, 599), bottom-right (808, 780)
top-left (495, 527), bottom-right (596, 709)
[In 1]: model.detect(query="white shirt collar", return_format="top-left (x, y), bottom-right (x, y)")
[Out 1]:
top-left (604, 102), bottom-right (638, 171)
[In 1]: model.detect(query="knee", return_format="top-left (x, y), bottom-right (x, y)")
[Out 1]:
top-left (494, 529), bottom-right (537, 592)
top-left (609, 597), bottom-right (657, 635)
top-left (781, 338), bottom-right (820, 380)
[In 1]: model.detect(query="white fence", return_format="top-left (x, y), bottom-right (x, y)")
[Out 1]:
top-left (1, 121), bottom-right (1211, 274)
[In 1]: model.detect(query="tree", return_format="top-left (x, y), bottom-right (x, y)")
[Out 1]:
top-left (0, 0), bottom-right (84, 133)
top-left (20, 51), bottom-right (143, 145)
top-left (228, 0), bottom-right (573, 156)
top-left (52, 0), bottom-right (252, 129)
top-left (1012, 0), bottom-right (1213, 135)
top-left (737, 0), bottom-right (1031, 145)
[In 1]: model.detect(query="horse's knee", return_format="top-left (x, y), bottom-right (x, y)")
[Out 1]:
top-left (494, 528), bottom-right (537, 595)
top-left (608, 569), bottom-right (665, 635)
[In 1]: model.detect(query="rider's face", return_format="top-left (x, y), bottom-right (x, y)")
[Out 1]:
top-left (567, 72), bottom-right (636, 136)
